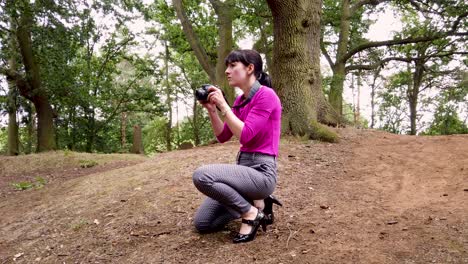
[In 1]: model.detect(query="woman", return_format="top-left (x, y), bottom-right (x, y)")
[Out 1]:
top-left (192, 49), bottom-right (282, 243)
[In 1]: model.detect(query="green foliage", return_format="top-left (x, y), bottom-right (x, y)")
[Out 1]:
top-left (71, 218), bottom-right (88, 231)
top-left (11, 181), bottom-right (33, 191)
top-left (143, 117), bottom-right (170, 154)
top-left (11, 177), bottom-right (47, 191)
top-left (79, 160), bottom-right (99, 168)
top-left (424, 107), bottom-right (468, 135)
top-left (377, 71), bottom-right (410, 134)
top-left (0, 127), bottom-right (6, 154)
top-left (309, 120), bottom-right (339, 143)
top-left (423, 85), bottom-right (468, 135)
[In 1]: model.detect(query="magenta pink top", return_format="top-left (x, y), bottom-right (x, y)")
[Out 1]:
top-left (216, 86), bottom-right (282, 156)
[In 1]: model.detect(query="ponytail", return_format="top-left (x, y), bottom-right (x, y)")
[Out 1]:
top-left (258, 71), bottom-right (272, 87)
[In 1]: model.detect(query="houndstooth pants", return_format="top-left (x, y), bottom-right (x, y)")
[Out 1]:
top-left (192, 151), bottom-right (277, 233)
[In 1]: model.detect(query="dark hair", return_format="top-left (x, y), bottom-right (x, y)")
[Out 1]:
top-left (225, 49), bottom-right (272, 87)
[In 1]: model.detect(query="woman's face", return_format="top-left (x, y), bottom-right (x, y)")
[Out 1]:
top-left (225, 61), bottom-right (252, 87)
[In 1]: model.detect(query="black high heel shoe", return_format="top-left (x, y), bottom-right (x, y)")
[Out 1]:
top-left (233, 210), bottom-right (265, 243)
top-left (263, 195), bottom-right (283, 225)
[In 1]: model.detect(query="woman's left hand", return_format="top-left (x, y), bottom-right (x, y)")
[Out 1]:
top-left (207, 86), bottom-right (229, 112)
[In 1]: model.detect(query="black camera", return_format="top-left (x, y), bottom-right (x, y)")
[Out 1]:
top-left (195, 84), bottom-right (213, 102)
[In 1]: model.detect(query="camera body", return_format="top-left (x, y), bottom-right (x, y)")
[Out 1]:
top-left (195, 84), bottom-right (213, 102)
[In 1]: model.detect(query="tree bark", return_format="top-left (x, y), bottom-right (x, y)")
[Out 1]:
top-left (121, 112), bottom-right (127, 150)
top-left (164, 41), bottom-right (172, 151)
top-left (192, 96), bottom-right (200, 146)
top-left (173, 0), bottom-right (216, 83)
top-left (370, 67), bottom-right (381, 128)
top-left (131, 125), bottom-right (144, 154)
top-left (210, 0), bottom-right (236, 104)
top-left (7, 19), bottom-right (19, 156)
top-left (408, 60), bottom-right (424, 135)
top-left (329, 0), bottom-right (351, 116)
top-left (25, 102), bottom-right (35, 154)
top-left (266, 0), bottom-right (338, 142)
top-left (7, 64), bottom-right (19, 156)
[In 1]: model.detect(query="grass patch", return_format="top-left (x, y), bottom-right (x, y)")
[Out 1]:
top-left (11, 177), bottom-right (47, 191)
top-left (71, 219), bottom-right (88, 231)
top-left (79, 160), bottom-right (99, 168)
top-left (0, 151), bottom-right (147, 176)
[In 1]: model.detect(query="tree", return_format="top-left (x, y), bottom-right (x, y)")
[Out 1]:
top-left (1, 0), bottom-right (58, 152)
top-left (266, 0), bottom-right (338, 142)
top-left (385, 8), bottom-right (467, 134)
top-left (377, 71), bottom-right (409, 134)
top-left (172, 0), bottom-right (236, 103)
top-left (321, 0), bottom-right (467, 117)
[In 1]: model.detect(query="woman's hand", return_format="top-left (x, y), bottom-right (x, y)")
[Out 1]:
top-left (200, 99), bottom-right (217, 113)
top-left (207, 86), bottom-right (230, 112)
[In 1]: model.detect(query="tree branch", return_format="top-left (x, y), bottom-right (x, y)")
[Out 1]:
top-left (320, 37), bottom-right (334, 69)
top-left (173, 0), bottom-right (216, 82)
top-left (342, 12), bottom-right (468, 63)
top-left (0, 66), bottom-right (34, 100)
top-left (350, 0), bottom-right (388, 15)
top-left (346, 57), bottom-right (412, 72)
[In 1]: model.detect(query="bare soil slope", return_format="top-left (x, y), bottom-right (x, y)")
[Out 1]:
top-left (0, 128), bottom-right (467, 264)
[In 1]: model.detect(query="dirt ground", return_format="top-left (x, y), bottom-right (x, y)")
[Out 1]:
top-left (0, 128), bottom-right (467, 264)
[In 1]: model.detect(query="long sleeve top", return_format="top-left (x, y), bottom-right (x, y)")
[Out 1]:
top-left (216, 86), bottom-right (282, 156)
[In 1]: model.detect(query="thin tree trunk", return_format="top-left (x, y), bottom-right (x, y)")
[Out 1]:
top-left (121, 112), bottom-right (127, 150)
top-left (192, 95), bottom-right (200, 146)
top-left (164, 40), bottom-right (172, 151)
top-left (267, 0), bottom-right (338, 142)
top-left (370, 68), bottom-right (381, 129)
top-left (85, 110), bottom-right (95, 152)
top-left (356, 69), bottom-right (361, 125)
top-left (211, 0), bottom-right (235, 104)
top-left (173, 0), bottom-right (216, 83)
top-left (7, 39), bottom-right (19, 156)
top-left (329, 0), bottom-right (351, 116)
top-left (68, 107), bottom-right (76, 150)
top-left (254, 22), bottom-right (273, 73)
top-left (25, 102), bottom-right (35, 154)
top-left (409, 60), bottom-right (423, 135)
top-left (175, 93), bottom-right (181, 147)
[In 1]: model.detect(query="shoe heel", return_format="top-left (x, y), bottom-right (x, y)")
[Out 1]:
top-left (261, 219), bottom-right (267, 232)
top-left (271, 196), bottom-right (283, 207)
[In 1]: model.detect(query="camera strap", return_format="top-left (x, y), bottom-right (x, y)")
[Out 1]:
top-left (232, 80), bottom-right (262, 109)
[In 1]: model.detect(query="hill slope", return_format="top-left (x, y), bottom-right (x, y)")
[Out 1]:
top-left (0, 128), bottom-right (467, 263)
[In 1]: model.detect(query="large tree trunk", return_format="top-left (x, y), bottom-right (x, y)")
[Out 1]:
top-left (266, 0), bottom-right (338, 142)
top-left (15, 3), bottom-right (56, 152)
top-left (34, 97), bottom-right (56, 151)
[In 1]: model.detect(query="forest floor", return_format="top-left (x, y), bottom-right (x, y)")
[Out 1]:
top-left (0, 128), bottom-right (467, 264)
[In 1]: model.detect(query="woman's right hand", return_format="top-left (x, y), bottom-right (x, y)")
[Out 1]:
top-left (200, 99), bottom-right (217, 113)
